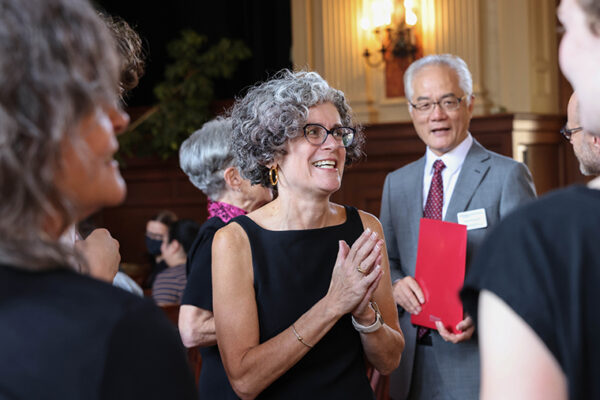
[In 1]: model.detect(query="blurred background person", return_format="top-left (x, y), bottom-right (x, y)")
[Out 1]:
top-left (144, 209), bottom-right (178, 287)
top-left (152, 219), bottom-right (200, 305)
top-left (178, 117), bottom-right (273, 399)
top-left (0, 0), bottom-right (196, 397)
top-left (564, 92), bottom-right (600, 177)
top-left (212, 70), bottom-right (404, 399)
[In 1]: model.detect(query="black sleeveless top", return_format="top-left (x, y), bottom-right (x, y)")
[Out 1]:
top-left (182, 217), bottom-right (238, 399)
top-left (233, 206), bottom-right (375, 399)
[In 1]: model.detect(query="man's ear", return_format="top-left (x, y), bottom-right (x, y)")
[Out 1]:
top-left (466, 94), bottom-right (475, 114)
top-left (223, 166), bottom-right (242, 191)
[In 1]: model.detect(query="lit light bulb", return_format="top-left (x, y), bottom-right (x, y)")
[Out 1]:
top-left (371, 0), bottom-right (393, 28)
top-left (406, 10), bottom-right (418, 26)
top-left (360, 16), bottom-right (371, 31)
top-left (404, 0), bottom-right (418, 26)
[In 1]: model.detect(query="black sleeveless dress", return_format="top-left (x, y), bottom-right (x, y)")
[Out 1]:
top-left (232, 206), bottom-right (375, 399)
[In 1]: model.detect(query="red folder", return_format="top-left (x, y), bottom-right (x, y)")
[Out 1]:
top-left (411, 218), bottom-right (467, 334)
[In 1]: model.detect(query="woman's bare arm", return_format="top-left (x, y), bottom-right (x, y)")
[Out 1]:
top-left (478, 290), bottom-right (566, 400)
top-left (178, 305), bottom-right (216, 348)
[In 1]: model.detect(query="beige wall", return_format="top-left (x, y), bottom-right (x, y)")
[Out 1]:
top-left (291, 0), bottom-right (560, 124)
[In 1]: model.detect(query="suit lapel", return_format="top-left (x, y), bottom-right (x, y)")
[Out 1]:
top-left (445, 139), bottom-right (490, 223)
top-left (405, 156), bottom-right (425, 243)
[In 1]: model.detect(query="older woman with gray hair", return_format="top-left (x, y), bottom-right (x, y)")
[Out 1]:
top-left (212, 70), bottom-right (404, 399)
top-left (178, 117), bottom-right (272, 399)
top-left (0, 0), bottom-right (197, 397)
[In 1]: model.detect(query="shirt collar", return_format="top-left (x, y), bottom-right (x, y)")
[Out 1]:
top-left (207, 199), bottom-right (247, 223)
top-left (425, 133), bottom-right (473, 175)
top-left (588, 175), bottom-right (600, 190)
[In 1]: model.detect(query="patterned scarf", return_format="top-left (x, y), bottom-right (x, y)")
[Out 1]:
top-left (207, 200), bottom-right (247, 223)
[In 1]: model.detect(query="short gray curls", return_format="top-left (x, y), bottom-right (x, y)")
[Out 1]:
top-left (404, 54), bottom-right (473, 106)
top-left (179, 117), bottom-right (235, 200)
top-left (230, 69), bottom-right (365, 186)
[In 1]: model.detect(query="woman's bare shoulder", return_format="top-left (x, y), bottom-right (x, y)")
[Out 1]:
top-left (213, 221), bottom-right (250, 255)
top-left (356, 209), bottom-right (383, 232)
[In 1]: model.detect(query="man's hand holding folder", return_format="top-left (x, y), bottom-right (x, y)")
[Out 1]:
top-left (392, 218), bottom-right (474, 343)
top-left (435, 315), bottom-right (474, 343)
top-left (392, 277), bottom-right (474, 342)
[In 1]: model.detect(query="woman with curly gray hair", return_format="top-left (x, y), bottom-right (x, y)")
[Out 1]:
top-left (178, 117), bottom-right (272, 399)
top-left (212, 69), bottom-right (404, 399)
top-left (0, 0), bottom-right (196, 397)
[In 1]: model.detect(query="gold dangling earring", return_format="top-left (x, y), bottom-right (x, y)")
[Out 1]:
top-left (268, 166), bottom-right (278, 186)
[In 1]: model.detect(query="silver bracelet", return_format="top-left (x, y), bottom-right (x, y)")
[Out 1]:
top-left (351, 302), bottom-right (384, 334)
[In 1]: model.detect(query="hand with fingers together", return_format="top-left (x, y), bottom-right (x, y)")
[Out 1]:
top-left (326, 228), bottom-right (384, 320)
top-left (392, 276), bottom-right (425, 315)
top-left (435, 315), bottom-right (475, 344)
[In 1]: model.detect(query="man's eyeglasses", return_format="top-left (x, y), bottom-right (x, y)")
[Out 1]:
top-left (409, 95), bottom-right (468, 114)
top-left (560, 124), bottom-right (583, 141)
top-left (303, 123), bottom-right (355, 147)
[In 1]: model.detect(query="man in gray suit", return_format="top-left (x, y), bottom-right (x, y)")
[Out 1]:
top-left (380, 54), bottom-right (536, 400)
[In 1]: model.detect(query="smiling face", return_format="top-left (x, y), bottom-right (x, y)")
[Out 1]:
top-left (558, 0), bottom-right (600, 134)
top-left (409, 64), bottom-right (474, 156)
top-left (56, 103), bottom-right (129, 220)
top-left (276, 102), bottom-right (346, 199)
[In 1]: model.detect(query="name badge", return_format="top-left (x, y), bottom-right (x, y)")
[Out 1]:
top-left (457, 208), bottom-right (487, 230)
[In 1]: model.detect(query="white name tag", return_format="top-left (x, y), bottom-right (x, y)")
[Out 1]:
top-left (457, 208), bottom-right (487, 230)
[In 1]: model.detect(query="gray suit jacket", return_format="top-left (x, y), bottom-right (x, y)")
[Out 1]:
top-left (380, 139), bottom-right (536, 400)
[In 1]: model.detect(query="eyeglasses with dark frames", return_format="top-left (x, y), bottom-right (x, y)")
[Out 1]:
top-left (303, 123), bottom-right (355, 147)
top-left (409, 94), bottom-right (468, 114)
top-left (560, 124), bottom-right (583, 141)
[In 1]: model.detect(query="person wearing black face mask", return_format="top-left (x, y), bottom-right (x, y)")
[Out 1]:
top-left (145, 233), bottom-right (163, 256)
top-left (144, 210), bottom-right (177, 288)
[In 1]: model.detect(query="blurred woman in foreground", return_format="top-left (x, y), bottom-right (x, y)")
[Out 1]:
top-left (0, 0), bottom-right (196, 397)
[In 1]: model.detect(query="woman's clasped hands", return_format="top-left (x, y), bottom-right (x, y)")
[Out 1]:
top-left (326, 227), bottom-right (384, 323)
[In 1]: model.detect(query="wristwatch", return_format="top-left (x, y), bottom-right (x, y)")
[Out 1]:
top-left (352, 301), bottom-right (384, 333)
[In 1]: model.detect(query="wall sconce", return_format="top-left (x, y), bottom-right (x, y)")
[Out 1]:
top-left (362, 0), bottom-right (419, 68)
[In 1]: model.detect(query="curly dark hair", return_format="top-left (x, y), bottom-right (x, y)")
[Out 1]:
top-left (100, 12), bottom-right (145, 96)
top-left (229, 69), bottom-right (365, 187)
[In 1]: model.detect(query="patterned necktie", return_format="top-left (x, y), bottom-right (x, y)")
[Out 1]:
top-left (418, 159), bottom-right (446, 343)
top-left (423, 159), bottom-right (446, 220)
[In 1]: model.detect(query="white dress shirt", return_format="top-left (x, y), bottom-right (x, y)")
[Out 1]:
top-left (422, 133), bottom-right (473, 219)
